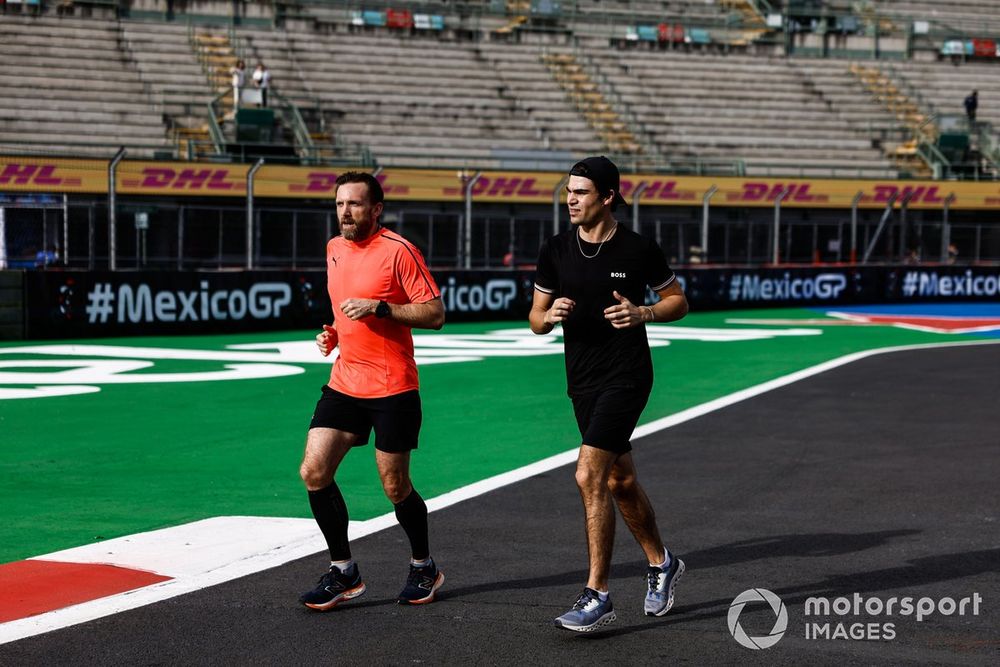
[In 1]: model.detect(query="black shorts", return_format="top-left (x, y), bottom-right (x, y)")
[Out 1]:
top-left (571, 384), bottom-right (651, 454)
top-left (309, 385), bottom-right (422, 453)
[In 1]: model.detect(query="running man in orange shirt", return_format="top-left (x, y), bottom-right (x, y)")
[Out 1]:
top-left (299, 172), bottom-right (446, 610)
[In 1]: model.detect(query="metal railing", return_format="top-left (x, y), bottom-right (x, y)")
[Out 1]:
top-left (269, 89), bottom-right (315, 159)
top-left (6, 196), bottom-right (997, 272)
top-left (206, 91), bottom-right (228, 154)
top-left (974, 121), bottom-right (1000, 173)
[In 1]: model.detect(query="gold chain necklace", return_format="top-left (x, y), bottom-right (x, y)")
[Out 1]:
top-left (576, 223), bottom-right (618, 259)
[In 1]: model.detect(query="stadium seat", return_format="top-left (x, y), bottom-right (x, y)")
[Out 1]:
top-left (686, 28), bottom-right (711, 45)
top-left (657, 24), bottom-right (671, 43)
top-left (971, 39), bottom-right (996, 58)
top-left (531, 0), bottom-right (561, 18)
top-left (386, 9), bottom-right (414, 30)
top-left (941, 41), bottom-right (965, 56)
top-left (362, 10), bottom-right (386, 27)
top-left (636, 25), bottom-right (658, 42)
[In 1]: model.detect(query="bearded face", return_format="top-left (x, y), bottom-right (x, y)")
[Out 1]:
top-left (336, 182), bottom-right (382, 241)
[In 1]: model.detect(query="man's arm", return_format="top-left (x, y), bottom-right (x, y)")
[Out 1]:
top-left (339, 297), bottom-right (445, 330)
top-left (603, 280), bottom-right (688, 329)
top-left (529, 289), bottom-right (575, 335)
top-left (645, 280), bottom-right (688, 323)
top-left (385, 298), bottom-right (445, 330)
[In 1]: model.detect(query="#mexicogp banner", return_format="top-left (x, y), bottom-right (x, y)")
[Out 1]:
top-left (21, 270), bottom-right (537, 339)
top-left (4, 156), bottom-right (1000, 209)
top-left (20, 266), bottom-right (1000, 339)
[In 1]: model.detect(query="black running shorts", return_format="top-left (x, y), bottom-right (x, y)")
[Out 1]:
top-left (571, 384), bottom-right (652, 454)
top-left (309, 385), bottom-right (422, 453)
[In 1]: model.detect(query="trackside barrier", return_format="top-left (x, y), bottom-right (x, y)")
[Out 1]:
top-left (8, 265), bottom-right (1000, 340)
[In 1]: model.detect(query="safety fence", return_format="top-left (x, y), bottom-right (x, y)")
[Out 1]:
top-left (3, 158), bottom-right (1000, 270)
top-left (2, 198), bottom-right (995, 272)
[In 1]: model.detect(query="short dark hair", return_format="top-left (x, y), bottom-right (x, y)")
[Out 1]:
top-left (335, 171), bottom-right (384, 205)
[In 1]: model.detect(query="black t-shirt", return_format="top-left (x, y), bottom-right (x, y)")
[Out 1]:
top-left (534, 225), bottom-right (675, 396)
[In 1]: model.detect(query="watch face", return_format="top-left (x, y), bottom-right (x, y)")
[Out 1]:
top-left (376, 301), bottom-right (390, 318)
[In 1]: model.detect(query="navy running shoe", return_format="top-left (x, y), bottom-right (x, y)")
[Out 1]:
top-left (397, 559), bottom-right (445, 605)
top-left (644, 555), bottom-right (685, 616)
top-left (554, 588), bottom-right (616, 632)
top-left (299, 563), bottom-right (366, 611)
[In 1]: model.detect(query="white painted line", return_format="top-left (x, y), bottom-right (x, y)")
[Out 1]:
top-left (33, 517), bottom-right (323, 577)
top-left (0, 516), bottom-right (394, 645)
top-left (2, 338), bottom-right (996, 644)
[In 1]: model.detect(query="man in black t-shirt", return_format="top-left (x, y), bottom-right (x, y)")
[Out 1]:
top-left (529, 156), bottom-right (689, 633)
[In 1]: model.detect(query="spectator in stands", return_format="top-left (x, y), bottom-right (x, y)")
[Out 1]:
top-left (298, 172), bottom-right (446, 612)
top-left (231, 60), bottom-right (246, 111)
top-left (964, 90), bottom-right (978, 124)
top-left (529, 156), bottom-right (688, 633)
top-left (252, 62), bottom-right (271, 108)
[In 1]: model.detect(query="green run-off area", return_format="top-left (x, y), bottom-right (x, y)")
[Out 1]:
top-left (0, 308), bottom-right (984, 563)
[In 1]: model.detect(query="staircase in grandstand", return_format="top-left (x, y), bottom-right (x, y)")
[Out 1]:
top-left (191, 29), bottom-right (239, 115)
top-left (849, 63), bottom-right (937, 177)
top-left (720, 0), bottom-right (772, 45)
top-left (187, 28), bottom-right (318, 162)
top-left (854, 0), bottom-right (897, 34)
top-left (186, 28), bottom-right (239, 156)
top-left (494, 0), bottom-right (529, 36)
top-left (542, 51), bottom-right (640, 156)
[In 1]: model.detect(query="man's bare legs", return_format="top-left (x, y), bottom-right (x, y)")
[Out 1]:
top-left (576, 447), bottom-right (667, 591)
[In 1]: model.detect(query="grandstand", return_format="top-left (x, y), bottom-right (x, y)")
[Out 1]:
top-left (2, 0), bottom-right (1000, 175)
top-left (119, 20), bottom-right (221, 156)
top-left (592, 51), bottom-right (898, 177)
top-left (0, 0), bottom-right (999, 336)
top-left (878, 0), bottom-right (1000, 36)
top-left (0, 15), bottom-right (169, 157)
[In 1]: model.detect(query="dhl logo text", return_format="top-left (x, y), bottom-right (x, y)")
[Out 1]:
top-left (468, 177), bottom-right (544, 197)
top-left (619, 180), bottom-right (696, 201)
top-left (863, 185), bottom-right (947, 204)
top-left (123, 168), bottom-right (244, 191)
top-left (0, 164), bottom-right (81, 187)
top-left (726, 183), bottom-right (827, 203)
top-left (288, 172), bottom-right (402, 194)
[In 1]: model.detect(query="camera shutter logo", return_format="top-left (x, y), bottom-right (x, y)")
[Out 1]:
top-left (728, 588), bottom-right (788, 649)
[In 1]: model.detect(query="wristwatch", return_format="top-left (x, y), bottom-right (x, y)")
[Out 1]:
top-left (374, 300), bottom-right (391, 319)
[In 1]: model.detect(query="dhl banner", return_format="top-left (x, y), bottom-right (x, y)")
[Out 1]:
top-left (4, 156), bottom-right (1000, 209)
top-left (117, 161), bottom-right (250, 194)
top-left (0, 157), bottom-right (108, 194)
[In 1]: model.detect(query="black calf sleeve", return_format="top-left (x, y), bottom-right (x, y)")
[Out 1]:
top-left (393, 488), bottom-right (430, 561)
top-left (308, 482), bottom-right (351, 561)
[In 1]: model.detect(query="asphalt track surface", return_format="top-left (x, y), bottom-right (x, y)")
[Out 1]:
top-left (2, 342), bottom-right (998, 666)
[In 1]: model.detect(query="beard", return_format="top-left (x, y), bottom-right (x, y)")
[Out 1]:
top-left (339, 216), bottom-right (374, 241)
